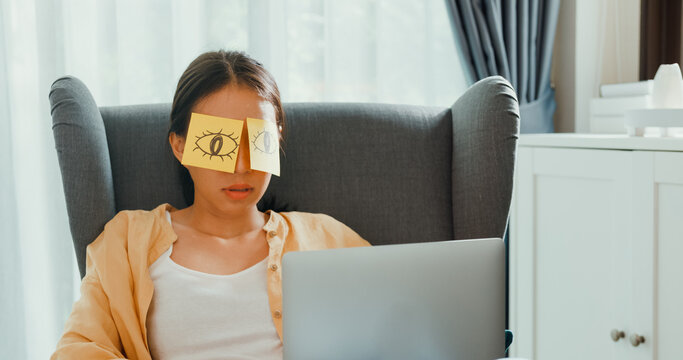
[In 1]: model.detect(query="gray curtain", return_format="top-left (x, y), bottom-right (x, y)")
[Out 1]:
top-left (446, 0), bottom-right (560, 133)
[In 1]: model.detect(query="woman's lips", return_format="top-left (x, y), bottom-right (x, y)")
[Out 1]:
top-left (223, 184), bottom-right (253, 200)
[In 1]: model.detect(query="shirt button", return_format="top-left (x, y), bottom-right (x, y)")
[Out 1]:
top-left (270, 264), bottom-right (278, 271)
top-left (273, 310), bottom-right (282, 319)
top-left (268, 230), bottom-right (277, 238)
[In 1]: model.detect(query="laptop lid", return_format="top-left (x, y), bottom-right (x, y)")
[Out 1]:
top-left (282, 238), bottom-right (505, 360)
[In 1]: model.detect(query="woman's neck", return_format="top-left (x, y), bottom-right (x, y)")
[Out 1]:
top-left (176, 201), bottom-right (267, 240)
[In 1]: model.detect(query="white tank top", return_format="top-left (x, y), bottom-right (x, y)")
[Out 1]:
top-left (146, 211), bottom-right (283, 360)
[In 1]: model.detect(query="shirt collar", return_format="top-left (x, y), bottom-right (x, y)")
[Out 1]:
top-left (150, 204), bottom-right (289, 259)
top-left (262, 210), bottom-right (288, 254)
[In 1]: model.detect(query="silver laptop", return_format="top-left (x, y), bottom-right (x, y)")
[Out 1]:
top-left (282, 238), bottom-right (505, 360)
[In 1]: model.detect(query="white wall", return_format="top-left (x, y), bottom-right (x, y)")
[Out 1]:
top-left (552, 0), bottom-right (641, 132)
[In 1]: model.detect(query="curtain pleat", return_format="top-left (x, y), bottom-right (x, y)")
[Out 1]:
top-left (528, 0), bottom-right (539, 104)
top-left (536, 0), bottom-right (560, 100)
top-left (502, 0), bottom-right (518, 92)
top-left (459, 1), bottom-right (490, 80)
top-left (446, 0), bottom-right (560, 133)
top-left (484, 0), bottom-right (511, 81)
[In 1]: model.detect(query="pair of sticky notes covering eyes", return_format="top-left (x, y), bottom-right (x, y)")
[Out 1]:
top-left (181, 113), bottom-right (280, 176)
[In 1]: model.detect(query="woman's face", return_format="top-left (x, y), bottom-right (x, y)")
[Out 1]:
top-left (170, 84), bottom-right (278, 216)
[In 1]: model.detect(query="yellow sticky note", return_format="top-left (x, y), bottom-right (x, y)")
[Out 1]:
top-left (247, 117), bottom-right (280, 176)
top-left (182, 113), bottom-right (244, 173)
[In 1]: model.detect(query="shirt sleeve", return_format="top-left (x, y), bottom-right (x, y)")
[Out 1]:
top-left (341, 224), bottom-right (371, 248)
top-left (50, 236), bottom-right (127, 359)
top-left (318, 213), bottom-right (372, 248)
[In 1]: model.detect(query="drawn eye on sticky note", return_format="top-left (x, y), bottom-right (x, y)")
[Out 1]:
top-left (182, 113), bottom-right (244, 173)
top-left (247, 117), bottom-right (280, 176)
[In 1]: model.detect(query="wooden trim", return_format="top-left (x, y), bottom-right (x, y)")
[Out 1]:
top-left (640, 0), bottom-right (682, 80)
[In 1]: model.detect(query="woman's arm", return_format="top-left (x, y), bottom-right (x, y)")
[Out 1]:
top-left (51, 237), bottom-right (127, 360)
top-left (51, 265), bottom-right (127, 359)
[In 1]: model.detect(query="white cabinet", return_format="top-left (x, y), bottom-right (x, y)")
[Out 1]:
top-left (639, 151), bottom-right (683, 359)
top-left (509, 135), bottom-right (683, 360)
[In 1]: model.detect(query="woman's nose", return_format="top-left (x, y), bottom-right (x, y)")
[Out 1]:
top-left (234, 132), bottom-right (251, 174)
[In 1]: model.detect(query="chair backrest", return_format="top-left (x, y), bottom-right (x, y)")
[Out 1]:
top-left (49, 76), bottom-right (519, 278)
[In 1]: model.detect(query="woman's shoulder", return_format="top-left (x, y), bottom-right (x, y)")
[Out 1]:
top-left (89, 203), bottom-right (173, 251)
top-left (84, 203), bottom-right (175, 280)
top-left (102, 203), bottom-right (171, 232)
top-left (274, 211), bottom-right (370, 248)
top-left (275, 210), bottom-right (343, 229)
top-left (276, 210), bottom-right (332, 220)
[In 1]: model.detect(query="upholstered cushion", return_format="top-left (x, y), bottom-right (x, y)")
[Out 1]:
top-left (266, 102), bottom-right (454, 247)
top-left (50, 76), bottom-right (519, 278)
top-left (99, 104), bottom-right (186, 212)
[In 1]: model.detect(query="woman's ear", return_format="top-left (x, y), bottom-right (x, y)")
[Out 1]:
top-left (169, 133), bottom-right (186, 163)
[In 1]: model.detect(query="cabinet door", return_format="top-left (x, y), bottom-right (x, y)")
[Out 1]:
top-left (510, 147), bottom-right (634, 360)
top-left (633, 151), bottom-right (683, 359)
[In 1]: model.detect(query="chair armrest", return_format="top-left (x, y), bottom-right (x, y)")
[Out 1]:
top-left (49, 76), bottom-right (116, 278)
top-left (450, 76), bottom-right (520, 240)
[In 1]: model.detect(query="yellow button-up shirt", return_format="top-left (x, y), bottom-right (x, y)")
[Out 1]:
top-left (51, 203), bottom-right (370, 360)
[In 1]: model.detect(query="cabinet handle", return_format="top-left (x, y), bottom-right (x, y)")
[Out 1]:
top-left (630, 334), bottom-right (646, 347)
top-left (610, 329), bottom-right (625, 342)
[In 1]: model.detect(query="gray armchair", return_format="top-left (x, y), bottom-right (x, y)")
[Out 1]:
top-left (49, 75), bottom-right (519, 280)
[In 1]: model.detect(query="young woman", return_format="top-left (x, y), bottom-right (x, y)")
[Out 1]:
top-left (51, 50), bottom-right (370, 360)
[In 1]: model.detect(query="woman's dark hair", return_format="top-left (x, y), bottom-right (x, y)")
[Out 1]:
top-left (169, 50), bottom-right (285, 206)
top-left (169, 50), bottom-right (285, 137)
